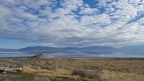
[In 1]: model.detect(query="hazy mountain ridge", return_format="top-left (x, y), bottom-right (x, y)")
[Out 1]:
top-left (19, 46), bottom-right (117, 51)
top-left (0, 45), bottom-right (144, 51)
top-left (120, 45), bottom-right (144, 51)
top-left (0, 48), bottom-right (15, 51)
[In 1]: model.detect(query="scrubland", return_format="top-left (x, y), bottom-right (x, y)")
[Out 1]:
top-left (0, 58), bottom-right (144, 81)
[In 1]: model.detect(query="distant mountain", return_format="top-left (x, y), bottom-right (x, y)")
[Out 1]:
top-left (1, 45), bottom-right (144, 51)
top-left (19, 46), bottom-right (117, 51)
top-left (81, 46), bottom-right (116, 50)
top-left (120, 45), bottom-right (144, 50)
top-left (19, 46), bottom-right (58, 51)
top-left (0, 48), bottom-right (15, 51)
top-left (0, 48), bottom-right (6, 51)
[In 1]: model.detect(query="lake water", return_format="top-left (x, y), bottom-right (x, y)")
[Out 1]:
top-left (0, 50), bottom-right (144, 58)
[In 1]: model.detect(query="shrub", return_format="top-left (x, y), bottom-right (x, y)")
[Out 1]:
top-left (72, 69), bottom-right (102, 79)
top-left (72, 69), bottom-right (87, 77)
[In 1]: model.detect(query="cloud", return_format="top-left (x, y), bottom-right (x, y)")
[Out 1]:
top-left (0, 0), bottom-right (144, 47)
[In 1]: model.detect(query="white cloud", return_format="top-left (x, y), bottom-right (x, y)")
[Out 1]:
top-left (0, 5), bottom-right (11, 16)
top-left (0, 0), bottom-right (144, 47)
top-left (80, 7), bottom-right (99, 15)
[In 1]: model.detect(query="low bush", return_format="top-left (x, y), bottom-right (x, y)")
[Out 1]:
top-left (72, 69), bottom-right (102, 79)
top-left (72, 69), bottom-right (87, 77)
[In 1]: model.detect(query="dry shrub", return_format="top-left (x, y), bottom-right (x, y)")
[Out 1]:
top-left (72, 69), bottom-right (102, 79)
top-left (72, 69), bottom-right (87, 77)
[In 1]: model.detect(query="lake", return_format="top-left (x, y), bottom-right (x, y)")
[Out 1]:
top-left (0, 50), bottom-right (144, 58)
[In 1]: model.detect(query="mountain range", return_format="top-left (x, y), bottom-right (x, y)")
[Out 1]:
top-left (120, 45), bottom-right (144, 51)
top-left (0, 45), bottom-right (144, 51)
top-left (0, 48), bottom-right (15, 51)
top-left (19, 46), bottom-right (117, 51)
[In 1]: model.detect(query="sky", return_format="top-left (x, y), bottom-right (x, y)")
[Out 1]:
top-left (0, 0), bottom-right (144, 49)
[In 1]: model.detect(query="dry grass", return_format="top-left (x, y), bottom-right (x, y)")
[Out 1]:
top-left (101, 70), bottom-right (144, 81)
top-left (0, 58), bottom-right (144, 81)
top-left (22, 65), bottom-right (37, 73)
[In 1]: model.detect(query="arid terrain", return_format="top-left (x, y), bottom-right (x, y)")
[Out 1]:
top-left (0, 58), bottom-right (144, 81)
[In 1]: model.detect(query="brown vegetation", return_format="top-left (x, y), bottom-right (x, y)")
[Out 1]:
top-left (0, 58), bottom-right (144, 81)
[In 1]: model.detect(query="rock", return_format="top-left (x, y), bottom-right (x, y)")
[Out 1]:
top-left (0, 67), bottom-right (22, 73)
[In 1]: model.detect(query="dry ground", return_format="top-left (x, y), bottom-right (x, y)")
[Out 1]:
top-left (0, 58), bottom-right (144, 81)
